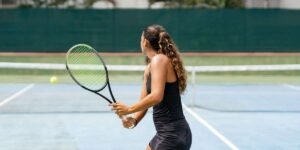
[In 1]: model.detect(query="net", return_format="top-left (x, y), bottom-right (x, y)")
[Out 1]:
top-left (0, 62), bottom-right (300, 113)
top-left (185, 65), bottom-right (300, 113)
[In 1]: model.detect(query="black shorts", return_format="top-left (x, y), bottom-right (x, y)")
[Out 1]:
top-left (149, 120), bottom-right (192, 150)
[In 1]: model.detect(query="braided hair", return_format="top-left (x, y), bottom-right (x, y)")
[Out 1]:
top-left (143, 25), bottom-right (187, 93)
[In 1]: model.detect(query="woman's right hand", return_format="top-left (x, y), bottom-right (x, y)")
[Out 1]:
top-left (122, 116), bottom-right (137, 129)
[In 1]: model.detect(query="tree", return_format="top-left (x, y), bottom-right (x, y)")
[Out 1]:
top-left (19, 0), bottom-right (116, 8)
top-left (225, 0), bottom-right (244, 8)
top-left (83, 0), bottom-right (116, 7)
top-left (149, 0), bottom-right (244, 8)
top-left (20, 0), bottom-right (68, 8)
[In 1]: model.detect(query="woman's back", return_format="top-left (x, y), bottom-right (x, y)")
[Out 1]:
top-left (146, 72), bottom-right (185, 124)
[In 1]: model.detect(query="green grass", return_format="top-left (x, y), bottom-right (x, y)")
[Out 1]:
top-left (1, 55), bottom-right (300, 65)
top-left (182, 56), bottom-right (300, 66)
top-left (1, 71), bottom-right (299, 84)
top-left (0, 74), bottom-right (144, 84)
top-left (1, 55), bottom-right (300, 84)
top-left (194, 75), bottom-right (300, 84)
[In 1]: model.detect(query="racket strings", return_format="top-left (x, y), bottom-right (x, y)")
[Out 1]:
top-left (67, 45), bottom-right (107, 91)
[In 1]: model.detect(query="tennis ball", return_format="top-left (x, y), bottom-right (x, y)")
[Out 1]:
top-left (50, 76), bottom-right (58, 84)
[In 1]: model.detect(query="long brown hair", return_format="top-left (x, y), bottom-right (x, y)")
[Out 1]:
top-left (143, 25), bottom-right (187, 93)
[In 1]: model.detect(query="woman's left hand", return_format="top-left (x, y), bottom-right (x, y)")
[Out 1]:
top-left (110, 102), bottom-right (131, 116)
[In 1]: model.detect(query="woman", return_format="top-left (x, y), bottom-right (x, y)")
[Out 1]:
top-left (111, 25), bottom-right (192, 150)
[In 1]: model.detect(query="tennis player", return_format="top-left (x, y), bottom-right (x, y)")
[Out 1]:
top-left (111, 24), bottom-right (192, 150)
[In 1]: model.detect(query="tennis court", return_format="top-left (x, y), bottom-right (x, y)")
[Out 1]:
top-left (1, 3), bottom-right (300, 149)
top-left (1, 57), bottom-right (300, 150)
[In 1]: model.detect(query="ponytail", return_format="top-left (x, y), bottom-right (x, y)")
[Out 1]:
top-left (158, 32), bottom-right (187, 93)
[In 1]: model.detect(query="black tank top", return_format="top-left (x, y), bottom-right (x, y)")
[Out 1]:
top-left (146, 73), bottom-right (185, 125)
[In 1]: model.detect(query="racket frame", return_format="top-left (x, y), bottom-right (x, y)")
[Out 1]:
top-left (65, 44), bottom-right (116, 104)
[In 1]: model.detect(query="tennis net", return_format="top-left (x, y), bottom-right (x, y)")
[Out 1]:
top-left (0, 62), bottom-right (300, 113)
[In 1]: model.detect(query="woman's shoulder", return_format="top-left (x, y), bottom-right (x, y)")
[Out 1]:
top-left (144, 55), bottom-right (168, 76)
top-left (151, 54), bottom-right (169, 65)
top-left (152, 54), bottom-right (168, 60)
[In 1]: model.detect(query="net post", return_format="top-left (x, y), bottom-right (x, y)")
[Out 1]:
top-left (191, 68), bottom-right (196, 107)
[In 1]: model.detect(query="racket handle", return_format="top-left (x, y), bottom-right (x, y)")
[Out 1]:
top-left (121, 115), bottom-right (127, 121)
top-left (121, 115), bottom-right (136, 129)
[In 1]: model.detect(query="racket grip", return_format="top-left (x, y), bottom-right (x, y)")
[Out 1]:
top-left (121, 115), bottom-right (127, 121)
top-left (121, 115), bottom-right (136, 129)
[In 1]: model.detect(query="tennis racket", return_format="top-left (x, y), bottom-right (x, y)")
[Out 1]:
top-left (65, 44), bottom-right (135, 129)
top-left (65, 44), bottom-right (116, 104)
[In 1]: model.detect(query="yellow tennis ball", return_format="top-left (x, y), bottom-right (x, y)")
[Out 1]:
top-left (50, 76), bottom-right (58, 84)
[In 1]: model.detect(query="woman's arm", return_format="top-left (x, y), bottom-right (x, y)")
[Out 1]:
top-left (118, 64), bottom-right (150, 128)
top-left (112, 55), bottom-right (168, 115)
top-left (131, 65), bottom-right (151, 125)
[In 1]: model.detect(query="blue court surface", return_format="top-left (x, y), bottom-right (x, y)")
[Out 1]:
top-left (0, 83), bottom-right (300, 150)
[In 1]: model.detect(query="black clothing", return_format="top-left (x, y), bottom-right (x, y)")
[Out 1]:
top-left (146, 73), bottom-right (192, 150)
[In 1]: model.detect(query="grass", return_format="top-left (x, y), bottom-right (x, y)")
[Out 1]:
top-left (1, 54), bottom-right (300, 84)
top-left (194, 74), bottom-right (300, 84)
top-left (0, 74), bottom-right (143, 84)
top-left (1, 55), bottom-right (300, 65)
top-left (1, 71), bottom-right (299, 84)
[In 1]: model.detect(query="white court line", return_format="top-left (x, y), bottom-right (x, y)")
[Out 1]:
top-left (182, 103), bottom-right (239, 150)
top-left (0, 84), bottom-right (35, 107)
top-left (282, 84), bottom-right (300, 91)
